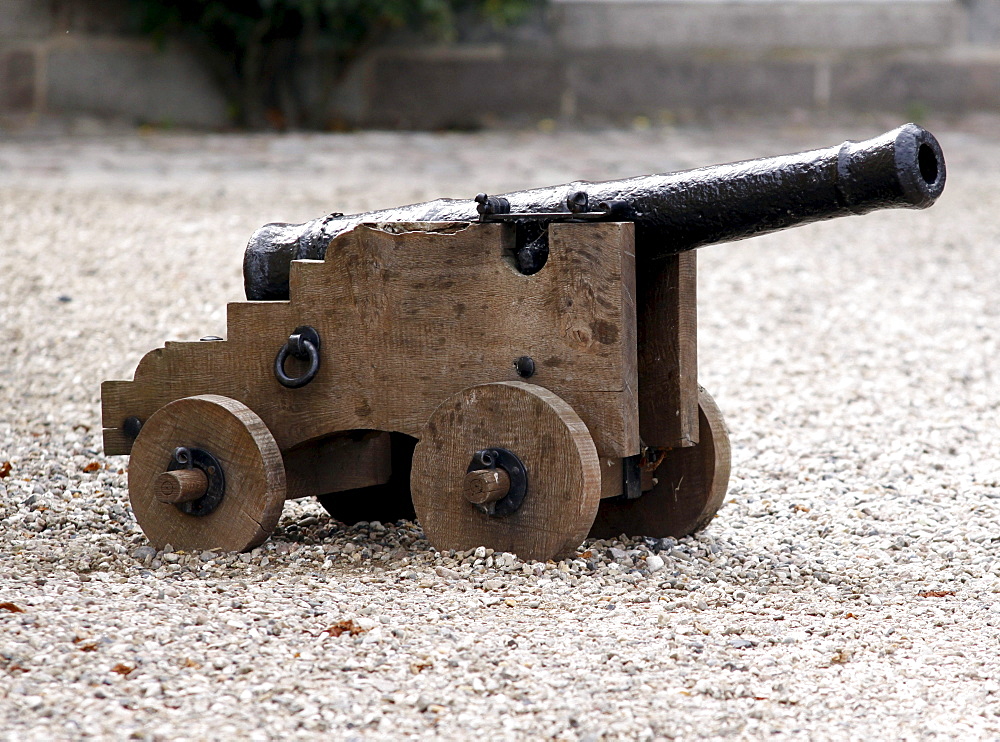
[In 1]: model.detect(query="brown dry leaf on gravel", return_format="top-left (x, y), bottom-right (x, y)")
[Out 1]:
top-left (918, 590), bottom-right (956, 598)
top-left (73, 636), bottom-right (99, 651)
top-left (323, 619), bottom-right (367, 638)
top-left (0, 602), bottom-right (24, 613)
top-left (111, 664), bottom-right (135, 676)
top-left (0, 461), bottom-right (10, 478)
top-left (81, 461), bottom-right (102, 473)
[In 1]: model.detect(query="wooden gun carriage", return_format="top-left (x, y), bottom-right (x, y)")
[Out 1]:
top-left (102, 124), bottom-right (945, 562)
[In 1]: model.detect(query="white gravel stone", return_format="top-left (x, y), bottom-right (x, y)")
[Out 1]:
top-left (2, 117), bottom-right (999, 740)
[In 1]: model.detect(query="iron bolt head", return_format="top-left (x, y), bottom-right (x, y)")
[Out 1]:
top-left (513, 356), bottom-right (535, 378)
top-left (567, 190), bottom-right (589, 213)
top-left (122, 416), bottom-right (143, 439)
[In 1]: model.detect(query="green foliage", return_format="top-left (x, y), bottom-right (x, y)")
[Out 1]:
top-left (130, 0), bottom-right (539, 128)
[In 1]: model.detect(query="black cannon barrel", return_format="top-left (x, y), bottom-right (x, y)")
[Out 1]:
top-left (244, 123), bottom-right (945, 301)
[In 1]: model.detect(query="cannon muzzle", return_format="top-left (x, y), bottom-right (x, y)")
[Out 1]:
top-left (244, 123), bottom-right (945, 301)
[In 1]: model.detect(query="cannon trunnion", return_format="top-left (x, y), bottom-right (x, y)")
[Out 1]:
top-left (102, 125), bottom-right (946, 561)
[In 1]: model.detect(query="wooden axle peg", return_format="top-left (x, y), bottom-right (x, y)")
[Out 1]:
top-left (154, 469), bottom-right (209, 504)
top-left (463, 468), bottom-right (511, 505)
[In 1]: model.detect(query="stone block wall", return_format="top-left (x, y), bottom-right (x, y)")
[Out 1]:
top-left (0, 0), bottom-right (228, 128)
top-left (2, 0), bottom-right (998, 130)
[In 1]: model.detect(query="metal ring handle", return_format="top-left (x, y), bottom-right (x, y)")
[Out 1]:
top-left (274, 326), bottom-right (321, 389)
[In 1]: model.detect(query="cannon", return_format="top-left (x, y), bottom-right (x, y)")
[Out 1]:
top-left (102, 124), bottom-right (946, 562)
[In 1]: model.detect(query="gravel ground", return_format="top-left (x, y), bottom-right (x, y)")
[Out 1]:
top-left (2, 115), bottom-right (1000, 740)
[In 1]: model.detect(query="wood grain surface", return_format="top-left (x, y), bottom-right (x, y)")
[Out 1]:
top-left (462, 469), bottom-right (511, 505)
top-left (127, 395), bottom-right (286, 552)
top-left (103, 222), bottom-right (641, 488)
top-left (637, 251), bottom-right (699, 448)
top-left (153, 469), bottom-right (208, 504)
top-left (589, 387), bottom-right (730, 539)
top-left (411, 382), bottom-right (602, 562)
top-left (282, 431), bottom-right (391, 500)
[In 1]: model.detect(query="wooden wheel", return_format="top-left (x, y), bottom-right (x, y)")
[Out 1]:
top-left (411, 381), bottom-right (602, 562)
top-left (589, 387), bottom-right (731, 540)
top-left (128, 395), bottom-right (286, 552)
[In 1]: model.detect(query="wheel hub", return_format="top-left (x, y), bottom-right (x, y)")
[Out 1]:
top-left (167, 446), bottom-right (226, 517)
top-left (465, 447), bottom-right (527, 516)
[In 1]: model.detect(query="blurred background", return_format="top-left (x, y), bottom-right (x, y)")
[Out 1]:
top-left (1, 0), bottom-right (998, 134)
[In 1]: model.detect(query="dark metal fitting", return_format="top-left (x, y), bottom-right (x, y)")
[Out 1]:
top-left (475, 193), bottom-right (511, 221)
top-left (640, 446), bottom-right (668, 472)
top-left (623, 454), bottom-right (643, 500)
top-left (473, 450), bottom-right (496, 468)
top-left (122, 416), bottom-right (143, 440)
top-left (513, 356), bottom-right (535, 378)
top-left (515, 243), bottom-right (548, 275)
top-left (167, 445), bottom-right (226, 517)
top-left (467, 447), bottom-right (528, 516)
top-left (274, 325), bottom-right (321, 388)
top-left (566, 190), bottom-right (589, 213)
top-left (199, 335), bottom-right (223, 342)
top-left (597, 200), bottom-right (629, 219)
